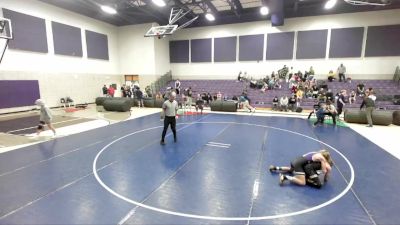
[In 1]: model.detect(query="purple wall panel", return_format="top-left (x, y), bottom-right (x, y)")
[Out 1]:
top-left (2, 9), bottom-right (48, 53)
top-left (169, 40), bottom-right (189, 63)
top-left (85, 30), bottom-right (109, 60)
top-left (191, 38), bottom-right (212, 62)
top-left (214, 36), bottom-right (237, 62)
top-left (266, 32), bottom-right (294, 60)
top-left (329, 27), bottom-right (364, 58)
top-left (0, 80), bottom-right (40, 109)
top-left (296, 29), bottom-right (328, 59)
top-left (365, 24), bottom-right (400, 57)
top-left (52, 21), bottom-right (83, 57)
top-left (239, 34), bottom-right (264, 61)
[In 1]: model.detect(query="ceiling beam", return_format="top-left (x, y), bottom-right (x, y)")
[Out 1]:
top-left (203, 0), bottom-right (218, 14)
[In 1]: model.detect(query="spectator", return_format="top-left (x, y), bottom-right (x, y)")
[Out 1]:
top-left (357, 83), bottom-right (365, 96)
top-left (288, 94), bottom-right (297, 111)
top-left (216, 91), bottom-right (222, 101)
top-left (108, 85), bottom-right (115, 98)
top-left (136, 88), bottom-right (144, 107)
top-left (305, 89), bottom-right (313, 99)
top-left (195, 96), bottom-right (204, 114)
top-left (186, 87), bottom-right (193, 111)
top-left (121, 84), bottom-right (126, 97)
top-left (337, 63), bottom-right (346, 82)
top-left (288, 67), bottom-right (294, 81)
top-left (296, 88), bottom-right (304, 107)
top-left (124, 86), bottom-right (132, 98)
top-left (326, 89), bottom-right (334, 101)
top-left (155, 92), bottom-right (162, 100)
top-left (207, 92), bottom-right (212, 105)
top-left (272, 96), bottom-right (279, 111)
top-left (349, 90), bottom-right (356, 104)
top-left (175, 79), bottom-right (181, 95)
top-left (312, 85), bottom-right (319, 98)
top-left (309, 66), bottom-right (315, 75)
top-left (328, 70), bottom-right (335, 82)
top-left (237, 71), bottom-right (242, 82)
top-left (280, 96), bottom-right (289, 112)
top-left (102, 85), bottom-right (108, 97)
top-left (360, 91), bottom-right (376, 127)
top-left (336, 90), bottom-right (346, 117)
top-left (318, 94), bottom-right (327, 103)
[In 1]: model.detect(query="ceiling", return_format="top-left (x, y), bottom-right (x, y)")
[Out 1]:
top-left (39, 0), bottom-right (400, 27)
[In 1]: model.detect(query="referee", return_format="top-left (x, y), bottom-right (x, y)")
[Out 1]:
top-left (160, 91), bottom-right (179, 145)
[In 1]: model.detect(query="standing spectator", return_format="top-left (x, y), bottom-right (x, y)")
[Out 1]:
top-left (125, 86), bottom-right (132, 98)
top-left (237, 71), bottom-right (243, 82)
top-left (35, 99), bottom-right (56, 136)
top-left (187, 87), bottom-right (193, 111)
top-left (175, 79), bottom-right (181, 95)
top-left (337, 63), bottom-right (346, 82)
top-left (336, 90), bottom-right (346, 117)
top-left (216, 91), bottom-right (222, 101)
top-left (108, 85), bottom-right (115, 98)
top-left (160, 92), bottom-right (179, 145)
top-left (102, 85), bottom-right (108, 97)
top-left (360, 91), bottom-right (376, 127)
top-left (309, 66), bottom-right (315, 75)
top-left (280, 96), bottom-right (289, 112)
top-left (121, 84), bottom-right (126, 97)
top-left (195, 96), bottom-right (204, 114)
top-left (272, 96), bottom-right (279, 111)
top-left (136, 88), bottom-right (144, 107)
top-left (206, 92), bottom-right (212, 106)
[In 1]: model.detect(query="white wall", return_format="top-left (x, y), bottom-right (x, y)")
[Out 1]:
top-left (0, 0), bottom-right (123, 113)
top-left (118, 23), bottom-right (171, 87)
top-left (170, 9), bottom-right (400, 80)
top-left (0, 0), bottom-right (119, 74)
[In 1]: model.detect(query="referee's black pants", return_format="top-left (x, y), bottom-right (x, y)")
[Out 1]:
top-left (161, 116), bottom-right (176, 142)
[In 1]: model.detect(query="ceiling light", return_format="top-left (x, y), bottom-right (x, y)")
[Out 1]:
top-left (205, 13), bottom-right (215, 21)
top-left (260, 6), bottom-right (269, 15)
top-left (100, 5), bottom-right (117, 14)
top-left (152, 0), bottom-right (166, 7)
top-left (324, 0), bottom-right (337, 9)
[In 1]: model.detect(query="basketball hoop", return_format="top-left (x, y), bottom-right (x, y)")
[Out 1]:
top-left (144, 7), bottom-right (198, 38)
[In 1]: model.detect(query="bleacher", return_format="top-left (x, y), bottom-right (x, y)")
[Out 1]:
top-left (161, 79), bottom-right (400, 110)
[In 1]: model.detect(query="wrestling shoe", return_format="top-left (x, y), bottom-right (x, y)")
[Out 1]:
top-left (269, 165), bottom-right (276, 172)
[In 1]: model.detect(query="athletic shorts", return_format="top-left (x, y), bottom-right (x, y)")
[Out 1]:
top-left (290, 157), bottom-right (310, 176)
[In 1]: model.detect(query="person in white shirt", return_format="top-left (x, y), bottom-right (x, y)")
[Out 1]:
top-left (337, 64), bottom-right (346, 82)
top-left (160, 92), bottom-right (179, 145)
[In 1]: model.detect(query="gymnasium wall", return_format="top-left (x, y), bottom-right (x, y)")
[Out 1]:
top-left (170, 9), bottom-right (400, 80)
top-left (0, 0), bottom-right (122, 113)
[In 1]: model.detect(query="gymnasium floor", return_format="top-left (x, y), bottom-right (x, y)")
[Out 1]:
top-left (0, 111), bottom-right (399, 225)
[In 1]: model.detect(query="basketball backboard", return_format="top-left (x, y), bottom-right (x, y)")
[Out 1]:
top-left (0, 17), bottom-right (13, 40)
top-left (144, 24), bottom-right (178, 38)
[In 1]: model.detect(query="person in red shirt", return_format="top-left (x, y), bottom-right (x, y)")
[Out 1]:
top-left (108, 85), bottom-right (115, 97)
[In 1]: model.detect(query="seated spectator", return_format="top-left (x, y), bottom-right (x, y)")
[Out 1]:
top-left (239, 95), bottom-right (256, 113)
top-left (272, 96), bottom-right (279, 111)
top-left (288, 94), bottom-right (297, 111)
top-left (305, 89), bottom-right (313, 99)
top-left (291, 84), bottom-right (298, 94)
top-left (268, 79), bottom-right (275, 90)
top-left (318, 94), bottom-right (327, 103)
top-left (280, 96), bottom-right (289, 112)
top-left (326, 89), bottom-right (334, 101)
top-left (312, 85), bottom-right (319, 98)
top-left (357, 83), bottom-right (365, 96)
top-left (274, 78), bottom-right (282, 89)
top-left (296, 88), bottom-right (304, 107)
top-left (349, 90), bottom-right (356, 104)
top-left (328, 70), bottom-right (336, 82)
